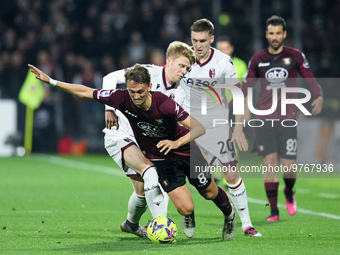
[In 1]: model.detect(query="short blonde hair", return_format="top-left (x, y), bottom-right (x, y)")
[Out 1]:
top-left (166, 41), bottom-right (196, 66)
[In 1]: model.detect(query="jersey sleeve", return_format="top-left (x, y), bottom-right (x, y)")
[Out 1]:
top-left (224, 57), bottom-right (241, 88)
top-left (102, 69), bottom-right (126, 111)
top-left (296, 51), bottom-right (323, 98)
top-left (170, 85), bottom-right (186, 107)
top-left (144, 64), bottom-right (156, 76)
top-left (93, 89), bottom-right (122, 109)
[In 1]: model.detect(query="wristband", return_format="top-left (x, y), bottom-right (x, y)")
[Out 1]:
top-left (49, 78), bottom-right (58, 86)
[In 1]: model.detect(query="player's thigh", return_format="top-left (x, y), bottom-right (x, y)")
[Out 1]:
top-left (105, 134), bottom-right (136, 170)
top-left (186, 146), bottom-right (213, 190)
top-left (105, 134), bottom-right (151, 176)
top-left (277, 125), bottom-right (297, 160)
top-left (167, 184), bottom-right (194, 216)
top-left (153, 160), bottom-right (187, 193)
top-left (263, 152), bottom-right (278, 166)
top-left (123, 144), bottom-right (153, 174)
top-left (196, 125), bottom-right (238, 166)
top-left (196, 178), bottom-right (219, 200)
top-left (222, 162), bottom-right (240, 182)
top-left (255, 122), bottom-right (279, 157)
top-left (130, 177), bottom-right (145, 196)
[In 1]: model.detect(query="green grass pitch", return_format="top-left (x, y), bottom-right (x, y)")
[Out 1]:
top-left (0, 152), bottom-right (339, 254)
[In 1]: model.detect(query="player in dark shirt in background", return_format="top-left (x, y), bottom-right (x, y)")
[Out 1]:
top-left (28, 63), bottom-right (237, 241)
top-left (242, 15), bottom-right (323, 221)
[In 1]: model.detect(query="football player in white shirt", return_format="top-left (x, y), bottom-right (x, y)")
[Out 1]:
top-left (103, 41), bottom-right (194, 238)
top-left (179, 19), bottom-right (261, 237)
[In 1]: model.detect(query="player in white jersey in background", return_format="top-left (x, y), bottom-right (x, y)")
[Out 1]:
top-left (103, 41), bottom-right (194, 238)
top-left (179, 19), bottom-right (261, 237)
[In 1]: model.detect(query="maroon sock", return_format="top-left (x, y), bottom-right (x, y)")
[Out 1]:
top-left (213, 186), bottom-right (232, 216)
top-left (264, 182), bottom-right (279, 216)
top-left (283, 178), bottom-right (296, 194)
top-left (283, 178), bottom-right (296, 202)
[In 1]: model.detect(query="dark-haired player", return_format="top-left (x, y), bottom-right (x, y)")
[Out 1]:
top-left (242, 15), bottom-right (323, 221)
top-left (103, 41), bottom-right (193, 237)
top-left (28, 63), bottom-right (237, 241)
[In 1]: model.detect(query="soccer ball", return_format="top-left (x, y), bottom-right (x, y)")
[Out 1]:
top-left (147, 216), bottom-right (177, 244)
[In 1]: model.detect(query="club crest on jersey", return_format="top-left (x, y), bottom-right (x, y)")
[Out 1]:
top-left (282, 57), bottom-right (292, 66)
top-left (154, 118), bottom-right (164, 125)
top-left (209, 68), bottom-right (216, 78)
top-left (156, 83), bottom-right (160, 89)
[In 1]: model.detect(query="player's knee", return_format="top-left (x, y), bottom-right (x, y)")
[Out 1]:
top-left (264, 155), bottom-right (277, 166)
top-left (225, 177), bottom-right (239, 185)
top-left (177, 205), bottom-right (194, 216)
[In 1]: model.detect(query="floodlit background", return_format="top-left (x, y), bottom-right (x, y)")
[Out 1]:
top-left (0, 2), bottom-right (339, 254)
top-left (0, 0), bottom-right (339, 167)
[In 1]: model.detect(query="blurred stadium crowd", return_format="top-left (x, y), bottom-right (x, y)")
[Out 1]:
top-left (0, 0), bottom-right (339, 153)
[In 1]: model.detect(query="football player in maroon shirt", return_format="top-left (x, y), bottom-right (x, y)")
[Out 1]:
top-left (242, 15), bottom-right (323, 221)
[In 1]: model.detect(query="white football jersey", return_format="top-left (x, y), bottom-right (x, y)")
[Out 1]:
top-left (179, 48), bottom-right (241, 165)
top-left (179, 48), bottom-right (240, 126)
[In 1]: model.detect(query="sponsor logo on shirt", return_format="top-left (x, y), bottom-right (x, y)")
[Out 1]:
top-left (265, 67), bottom-right (288, 83)
top-left (265, 67), bottom-right (288, 90)
top-left (137, 122), bottom-right (167, 137)
top-left (229, 72), bottom-right (237, 78)
top-left (258, 62), bottom-right (270, 67)
top-left (124, 109), bottom-right (137, 118)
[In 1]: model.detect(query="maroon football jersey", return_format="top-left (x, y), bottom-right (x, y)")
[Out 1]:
top-left (242, 46), bottom-right (323, 119)
top-left (93, 89), bottom-right (190, 161)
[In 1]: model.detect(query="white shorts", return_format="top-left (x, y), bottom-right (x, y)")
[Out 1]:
top-left (190, 105), bottom-right (237, 166)
top-left (104, 110), bottom-right (140, 178)
top-left (195, 124), bottom-right (238, 166)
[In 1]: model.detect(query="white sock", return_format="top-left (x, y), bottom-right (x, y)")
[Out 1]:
top-left (142, 166), bottom-right (167, 217)
top-left (159, 183), bottom-right (169, 215)
top-left (127, 192), bottom-right (147, 224)
top-left (227, 178), bottom-right (252, 231)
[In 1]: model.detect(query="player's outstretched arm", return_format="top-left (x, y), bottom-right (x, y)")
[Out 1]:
top-left (157, 116), bottom-right (205, 155)
top-left (28, 64), bottom-right (95, 99)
